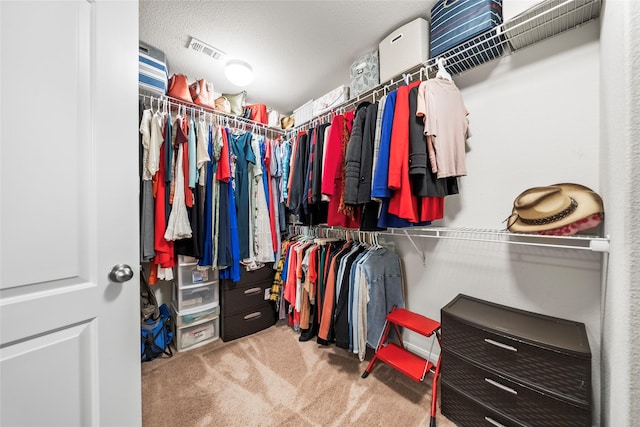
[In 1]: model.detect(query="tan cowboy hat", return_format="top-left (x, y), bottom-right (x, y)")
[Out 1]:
top-left (506, 183), bottom-right (604, 233)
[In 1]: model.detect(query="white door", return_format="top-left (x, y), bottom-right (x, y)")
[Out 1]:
top-left (0, 1), bottom-right (141, 426)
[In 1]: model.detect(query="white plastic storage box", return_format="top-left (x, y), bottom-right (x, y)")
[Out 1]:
top-left (379, 17), bottom-right (429, 83)
top-left (313, 85), bottom-right (349, 115)
top-left (173, 281), bottom-right (219, 311)
top-left (293, 100), bottom-right (314, 127)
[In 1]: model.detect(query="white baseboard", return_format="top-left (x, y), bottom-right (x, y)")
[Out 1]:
top-left (403, 340), bottom-right (440, 365)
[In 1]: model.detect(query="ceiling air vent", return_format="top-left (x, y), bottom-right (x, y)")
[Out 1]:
top-left (188, 37), bottom-right (225, 60)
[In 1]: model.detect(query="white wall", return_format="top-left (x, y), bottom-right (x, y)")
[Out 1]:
top-left (599, 0), bottom-right (640, 426)
top-left (391, 21), bottom-right (604, 422)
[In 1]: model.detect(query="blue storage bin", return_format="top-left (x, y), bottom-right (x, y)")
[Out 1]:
top-left (139, 41), bottom-right (168, 96)
top-left (430, 0), bottom-right (503, 59)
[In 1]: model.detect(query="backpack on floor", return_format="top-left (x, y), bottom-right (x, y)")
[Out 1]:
top-left (141, 303), bottom-right (174, 362)
top-left (140, 272), bottom-right (160, 322)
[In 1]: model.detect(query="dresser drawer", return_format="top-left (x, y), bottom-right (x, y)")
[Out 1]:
top-left (222, 264), bottom-right (274, 287)
top-left (442, 314), bottom-right (590, 406)
top-left (221, 280), bottom-right (273, 316)
top-left (220, 304), bottom-right (276, 342)
top-left (442, 350), bottom-right (591, 426)
top-left (441, 382), bottom-right (526, 427)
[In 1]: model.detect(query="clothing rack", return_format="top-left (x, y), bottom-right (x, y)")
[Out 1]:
top-left (139, 93), bottom-right (286, 140)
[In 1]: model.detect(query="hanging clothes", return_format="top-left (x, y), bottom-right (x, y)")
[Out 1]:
top-left (229, 131), bottom-right (256, 260)
top-left (165, 116), bottom-right (193, 241)
top-left (267, 138), bottom-right (282, 261)
top-left (344, 103), bottom-right (371, 205)
top-left (417, 78), bottom-right (470, 179)
top-left (387, 81), bottom-right (422, 223)
top-left (199, 124), bottom-right (215, 268)
top-left (334, 244), bottom-right (366, 349)
top-left (409, 85), bottom-right (459, 199)
top-left (139, 108), bottom-right (156, 261)
top-left (370, 94), bottom-right (387, 188)
top-left (250, 134), bottom-right (275, 264)
top-left (322, 111), bottom-right (360, 228)
top-left (274, 229), bottom-right (405, 360)
top-left (370, 90), bottom-right (419, 229)
top-left (219, 128), bottom-right (241, 282)
top-left (152, 113), bottom-right (175, 271)
top-left (362, 247), bottom-right (404, 348)
top-left (288, 131), bottom-right (309, 218)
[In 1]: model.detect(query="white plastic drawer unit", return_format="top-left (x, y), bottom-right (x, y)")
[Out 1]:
top-left (175, 259), bottom-right (219, 287)
top-left (176, 317), bottom-right (219, 351)
top-left (173, 281), bottom-right (219, 312)
top-left (173, 303), bottom-right (220, 328)
top-left (378, 17), bottom-right (429, 83)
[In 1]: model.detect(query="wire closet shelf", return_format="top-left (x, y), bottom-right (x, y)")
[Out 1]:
top-left (288, 0), bottom-right (601, 133)
top-left (309, 225), bottom-right (609, 253)
top-left (432, 0), bottom-right (601, 75)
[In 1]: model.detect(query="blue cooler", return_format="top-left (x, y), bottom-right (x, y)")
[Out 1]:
top-left (430, 0), bottom-right (503, 64)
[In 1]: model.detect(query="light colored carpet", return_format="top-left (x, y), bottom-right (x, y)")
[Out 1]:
top-left (142, 321), bottom-right (456, 427)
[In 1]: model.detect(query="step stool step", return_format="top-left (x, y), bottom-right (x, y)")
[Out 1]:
top-left (376, 342), bottom-right (434, 382)
top-left (387, 308), bottom-right (441, 337)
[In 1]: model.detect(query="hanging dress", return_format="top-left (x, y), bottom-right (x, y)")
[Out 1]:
top-left (229, 131), bottom-right (256, 260)
top-left (218, 128), bottom-right (241, 282)
top-left (251, 134), bottom-right (275, 264)
top-left (153, 113), bottom-right (175, 271)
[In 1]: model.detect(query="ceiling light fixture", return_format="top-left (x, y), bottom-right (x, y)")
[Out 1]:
top-left (224, 59), bottom-right (254, 87)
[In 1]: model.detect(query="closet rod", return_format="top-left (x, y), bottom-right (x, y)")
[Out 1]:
top-left (139, 93), bottom-right (286, 137)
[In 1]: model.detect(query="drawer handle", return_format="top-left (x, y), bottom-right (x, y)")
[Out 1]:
top-left (391, 33), bottom-right (403, 44)
top-left (244, 287), bottom-right (262, 295)
top-left (484, 416), bottom-right (507, 427)
top-left (484, 378), bottom-right (518, 395)
top-left (484, 338), bottom-right (517, 352)
top-left (244, 312), bottom-right (262, 321)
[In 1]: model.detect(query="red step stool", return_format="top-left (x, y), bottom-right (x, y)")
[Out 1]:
top-left (362, 306), bottom-right (442, 427)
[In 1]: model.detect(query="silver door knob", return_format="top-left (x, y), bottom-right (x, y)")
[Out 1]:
top-left (109, 264), bottom-right (134, 283)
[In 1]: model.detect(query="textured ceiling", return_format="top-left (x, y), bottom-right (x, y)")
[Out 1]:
top-left (139, 1), bottom-right (437, 115)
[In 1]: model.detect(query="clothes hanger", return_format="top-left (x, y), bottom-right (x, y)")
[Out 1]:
top-left (436, 57), bottom-right (453, 81)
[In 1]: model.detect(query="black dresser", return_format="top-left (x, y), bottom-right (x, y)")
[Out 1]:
top-left (219, 264), bottom-right (277, 342)
top-left (441, 294), bottom-right (592, 427)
